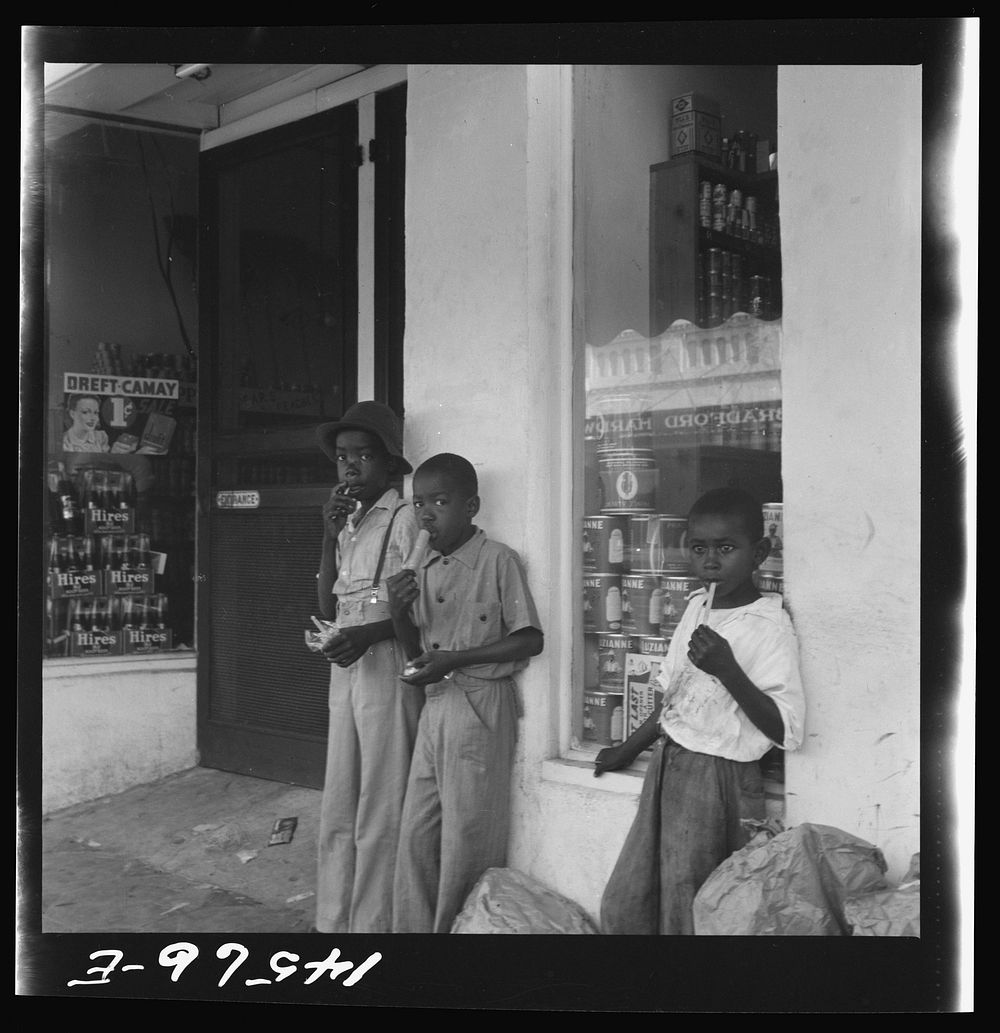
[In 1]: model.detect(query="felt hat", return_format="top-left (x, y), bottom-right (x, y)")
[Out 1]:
top-left (316, 401), bottom-right (412, 474)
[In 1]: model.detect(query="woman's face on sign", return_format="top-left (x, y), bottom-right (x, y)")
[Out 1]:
top-left (70, 397), bottom-right (101, 431)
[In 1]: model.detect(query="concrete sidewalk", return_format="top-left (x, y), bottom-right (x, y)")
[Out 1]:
top-left (40, 766), bottom-right (322, 934)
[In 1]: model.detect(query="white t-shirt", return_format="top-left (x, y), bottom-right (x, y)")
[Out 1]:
top-left (656, 589), bottom-right (805, 762)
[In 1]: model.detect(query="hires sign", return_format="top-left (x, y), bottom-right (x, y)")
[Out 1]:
top-left (86, 508), bottom-right (136, 535)
top-left (71, 629), bottom-right (123, 657)
top-left (49, 570), bottom-right (103, 598)
top-left (123, 627), bottom-right (173, 654)
top-left (106, 569), bottom-right (155, 595)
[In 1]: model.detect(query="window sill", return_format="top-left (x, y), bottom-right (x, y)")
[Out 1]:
top-left (42, 649), bottom-right (198, 680)
top-left (541, 741), bottom-right (654, 796)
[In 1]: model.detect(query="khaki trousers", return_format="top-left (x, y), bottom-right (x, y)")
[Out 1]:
top-left (315, 636), bottom-right (424, 933)
top-left (392, 676), bottom-right (518, 933)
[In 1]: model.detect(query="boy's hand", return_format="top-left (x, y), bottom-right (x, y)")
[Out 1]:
top-left (322, 626), bottom-right (373, 667)
top-left (386, 569), bottom-right (419, 619)
top-left (686, 625), bottom-right (738, 680)
top-left (322, 485), bottom-right (356, 538)
top-left (593, 743), bottom-right (634, 777)
top-left (400, 650), bottom-right (456, 686)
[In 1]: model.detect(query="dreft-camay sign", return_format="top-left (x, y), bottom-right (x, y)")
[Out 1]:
top-left (62, 373), bottom-right (180, 456)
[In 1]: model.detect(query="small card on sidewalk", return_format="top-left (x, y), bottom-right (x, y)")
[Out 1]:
top-left (267, 816), bottom-right (298, 846)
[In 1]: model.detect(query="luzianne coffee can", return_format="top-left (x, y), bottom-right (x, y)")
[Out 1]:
top-left (598, 448), bottom-right (658, 514)
top-left (759, 501), bottom-right (783, 576)
top-left (596, 632), bottom-right (635, 692)
top-left (582, 514), bottom-right (627, 573)
top-left (583, 690), bottom-right (624, 746)
top-left (659, 575), bottom-right (698, 631)
top-left (628, 514), bottom-right (689, 575)
top-left (757, 572), bottom-right (784, 594)
top-left (621, 573), bottom-right (663, 636)
top-left (583, 572), bottom-right (622, 632)
top-left (583, 633), bottom-right (602, 690)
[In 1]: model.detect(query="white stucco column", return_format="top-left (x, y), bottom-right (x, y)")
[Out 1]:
top-left (779, 65), bottom-right (923, 880)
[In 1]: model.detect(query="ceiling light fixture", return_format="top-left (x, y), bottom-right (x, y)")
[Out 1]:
top-left (173, 64), bottom-right (212, 82)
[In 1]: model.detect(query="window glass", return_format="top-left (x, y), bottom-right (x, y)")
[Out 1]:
top-left (574, 67), bottom-right (784, 798)
top-left (44, 119), bottom-right (199, 657)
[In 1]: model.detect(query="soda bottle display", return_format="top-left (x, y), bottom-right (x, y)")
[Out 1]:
top-left (48, 461), bottom-right (82, 534)
top-left (74, 536), bottom-right (95, 571)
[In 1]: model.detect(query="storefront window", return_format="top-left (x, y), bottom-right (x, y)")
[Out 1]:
top-left (43, 118), bottom-right (200, 659)
top-left (574, 67), bottom-right (784, 801)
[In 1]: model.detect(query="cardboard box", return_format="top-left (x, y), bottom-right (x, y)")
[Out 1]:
top-left (48, 569), bottom-right (103, 598)
top-left (670, 113), bottom-right (722, 160)
top-left (670, 91), bottom-right (722, 161)
top-left (671, 92), bottom-right (720, 118)
top-left (70, 628), bottom-right (123, 658)
top-left (624, 652), bottom-right (666, 740)
top-left (106, 567), bottom-right (155, 596)
top-left (123, 626), bottom-right (173, 654)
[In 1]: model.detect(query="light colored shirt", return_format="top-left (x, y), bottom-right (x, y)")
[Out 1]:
top-left (333, 488), bottom-right (419, 627)
top-left (63, 428), bottom-right (110, 453)
top-left (656, 589), bottom-right (805, 762)
top-left (413, 527), bottom-right (542, 681)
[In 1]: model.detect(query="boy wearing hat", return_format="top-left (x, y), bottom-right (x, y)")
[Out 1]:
top-left (313, 400), bottom-right (423, 934)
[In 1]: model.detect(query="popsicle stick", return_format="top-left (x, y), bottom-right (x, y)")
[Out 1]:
top-left (311, 615), bottom-right (328, 632)
top-left (699, 582), bottom-right (717, 625)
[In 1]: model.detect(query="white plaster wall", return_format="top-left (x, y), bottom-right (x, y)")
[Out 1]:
top-left (404, 64), bottom-right (646, 924)
top-left (405, 62), bottom-right (923, 922)
top-left (778, 66), bottom-right (922, 880)
top-left (42, 657), bottom-right (198, 813)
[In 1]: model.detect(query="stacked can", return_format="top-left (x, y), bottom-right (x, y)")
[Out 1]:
top-left (583, 687), bottom-right (624, 747)
top-left (757, 501), bottom-right (783, 593)
top-left (699, 180), bottom-right (712, 229)
top-left (597, 446), bottom-right (658, 516)
top-left (583, 512), bottom-right (628, 700)
top-left (705, 248), bottom-right (725, 327)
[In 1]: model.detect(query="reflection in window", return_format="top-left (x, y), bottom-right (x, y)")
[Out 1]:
top-left (574, 66), bottom-right (784, 807)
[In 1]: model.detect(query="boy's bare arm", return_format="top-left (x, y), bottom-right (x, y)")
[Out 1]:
top-left (317, 486), bottom-right (354, 620)
top-left (316, 533), bottom-right (339, 620)
top-left (385, 570), bottom-right (424, 660)
top-left (400, 626), bottom-right (543, 686)
top-left (594, 710), bottom-right (661, 776)
top-left (687, 625), bottom-right (785, 745)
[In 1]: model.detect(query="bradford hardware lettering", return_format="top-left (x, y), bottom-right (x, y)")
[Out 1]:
top-left (661, 405), bottom-right (781, 430)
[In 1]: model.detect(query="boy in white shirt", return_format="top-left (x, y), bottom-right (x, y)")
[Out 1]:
top-left (594, 487), bottom-right (805, 934)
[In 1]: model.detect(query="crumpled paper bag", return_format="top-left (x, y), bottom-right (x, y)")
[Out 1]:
top-left (450, 867), bottom-right (599, 934)
top-left (693, 823), bottom-right (889, 936)
top-left (843, 852), bottom-right (920, 936)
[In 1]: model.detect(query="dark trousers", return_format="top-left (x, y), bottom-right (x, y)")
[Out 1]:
top-left (600, 737), bottom-right (765, 935)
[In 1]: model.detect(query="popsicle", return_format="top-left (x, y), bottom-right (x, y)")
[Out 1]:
top-left (403, 528), bottom-right (432, 571)
top-left (305, 614), bottom-right (341, 652)
top-left (698, 582), bottom-right (717, 625)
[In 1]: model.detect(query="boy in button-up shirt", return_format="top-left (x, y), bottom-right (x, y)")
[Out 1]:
top-left (387, 453), bottom-right (544, 933)
top-left (594, 487), bottom-right (805, 934)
